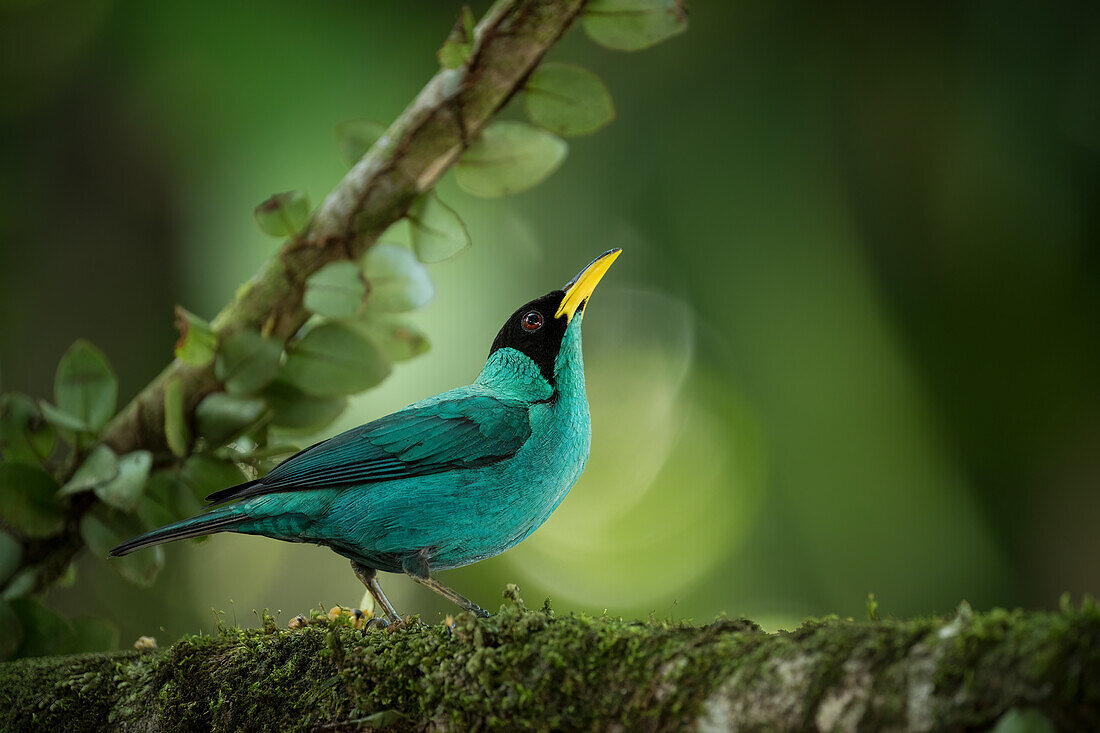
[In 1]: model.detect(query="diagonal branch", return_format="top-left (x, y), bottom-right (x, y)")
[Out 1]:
top-left (101, 0), bottom-right (586, 457)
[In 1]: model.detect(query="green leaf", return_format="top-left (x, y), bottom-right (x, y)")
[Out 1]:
top-left (94, 450), bottom-right (152, 512)
top-left (164, 378), bottom-right (190, 458)
top-left (282, 322), bottom-right (392, 397)
top-left (438, 5), bottom-right (476, 69)
top-left (57, 562), bottom-right (77, 588)
top-left (354, 315), bottom-right (430, 362)
top-left (362, 243), bottom-right (434, 313)
top-left (9, 598), bottom-right (75, 658)
top-left (407, 193), bottom-right (471, 263)
top-left (180, 455), bottom-right (247, 499)
top-left (1, 567), bottom-right (36, 601)
top-left (524, 62), bottom-right (615, 136)
top-left (582, 0), bottom-right (688, 51)
top-left (38, 402), bottom-right (90, 432)
top-left (0, 463), bottom-right (63, 538)
top-left (136, 494), bottom-right (177, 531)
top-left (81, 508), bottom-right (163, 586)
top-left (455, 121), bottom-right (568, 197)
top-left (70, 616), bottom-right (119, 654)
top-left (9, 595), bottom-right (115, 656)
top-left (0, 600), bottom-right (20, 660)
top-left (54, 340), bottom-right (118, 431)
top-left (145, 471), bottom-right (203, 523)
top-left (174, 307), bottom-right (217, 367)
top-left (0, 393), bottom-right (55, 466)
top-left (304, 261), bottom-right (367, 318)
top-left (335, 119), bottom-right (387, 168)
top-left (254, 190), bottom-right (310, 237)
top-left (195, 393), bottom-right (268, 447)
top-left (993, 708), bottom-right (1056, 733)
top-left (215, 330), bottom-right (283, 395)
top-left (264, 381), bottom-right (347, 433)
top-left (58, 444), bottom-right (118, 496)
top-left (0, 531), bottom-right (22, 586)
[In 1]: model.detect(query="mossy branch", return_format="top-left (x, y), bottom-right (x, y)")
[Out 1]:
top-left (2, 593), bottom-right (1098, 731)
top-left (101, 0), bottom-right (585, 457)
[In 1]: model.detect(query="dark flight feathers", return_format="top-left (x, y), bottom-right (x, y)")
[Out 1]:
top-left (206, 394), bottom-right (532, 504)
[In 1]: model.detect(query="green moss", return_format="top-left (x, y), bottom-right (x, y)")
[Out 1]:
top-left (1, 594), bottom-right (1098, 731)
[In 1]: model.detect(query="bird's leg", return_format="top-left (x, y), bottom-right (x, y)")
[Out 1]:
top-left (351, 561), bottom-right (401, 624)
top-left (402, 552), bottom-right (490, 618)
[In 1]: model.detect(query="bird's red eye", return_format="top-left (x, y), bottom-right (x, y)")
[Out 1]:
top-left (521, 311), bottom-right (543, 332)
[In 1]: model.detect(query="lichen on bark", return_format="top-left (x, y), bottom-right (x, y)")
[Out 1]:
top-left (1, 591), bottom-right (1097, 731)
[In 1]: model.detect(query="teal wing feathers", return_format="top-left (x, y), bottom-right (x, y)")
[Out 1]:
top-left (205, 391), bottom-right (533, 504)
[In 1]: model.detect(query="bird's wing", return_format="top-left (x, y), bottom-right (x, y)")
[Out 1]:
top-left (205, 390), bottom-right (533, 504)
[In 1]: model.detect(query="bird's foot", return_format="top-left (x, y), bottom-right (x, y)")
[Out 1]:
top-left (382, 615), bottom-right (421, 633)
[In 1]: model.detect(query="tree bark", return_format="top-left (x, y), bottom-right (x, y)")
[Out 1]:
top-left (2, 592), bottom-right (1096, 731)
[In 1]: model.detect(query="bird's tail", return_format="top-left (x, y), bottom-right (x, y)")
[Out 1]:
top-left (108, 506), bottom-right (245, 557)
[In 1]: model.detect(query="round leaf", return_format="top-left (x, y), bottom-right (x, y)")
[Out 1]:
top-left (264, 381), bottom-right (347, 432)
top-left (438, 6), bottom-right (476, 69)
top-left (81, 508), bottom-right (163, 586)
top-left (304, 261), bottom-right (367, 319)
top-left (1, 567), bottom-right (36, 601)
top-left (0, 531), bottom-right (22, 586)
top-left (0, 463), bottom-right (63, 538)
top-left (524, 62), bottom-right (615, 136)
top-left (195, 393), bottom-right (268, 447)
top-left (0, 393), bottom-right (55, 466)
top-left (9, 598), bottom-right (75, 658)
top-left (282, 322), bottom-right (392, 397)
top-left (455, 121), bottom-right (568, 197)
top-left (58, 444), bottom-right (119, 496)
top-left (145, 471), bottom-right (203, 523)
top-left (38, 402), bottom-right (89, 433)
top-left (0, 600), bottom-right (20, 660)
top-left (164, 378), bottom-right (190, 458)
top-left (216, 330), bottom-right (283, 395)
top-left (335, 119), bottom-right (387, 168)
top-left (174, 307), bottom-right (217, 367)
top-left (54, 340), bottom-right (118, 431)
top-left (582, 0), bottom-right (688, 52)
top-left (354, 315), bottom-right (430, 362)
top-left (994, 709), bottom-right (1056, 733)
top-left (362, 243), bottom-right (434, 313)
top-left (254, 190), bottom-right (310, 237)
top-left (94, 450), bottom-right (152, 512)
top-left (181, 455), bottom-right (247, 499)
top-left (408, 193), bottom-right (471, 263)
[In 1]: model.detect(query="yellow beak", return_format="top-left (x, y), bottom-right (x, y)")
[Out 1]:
top-left (555, 248), bottom-right (621, 321)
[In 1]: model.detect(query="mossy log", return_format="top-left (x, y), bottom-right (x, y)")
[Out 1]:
top-left (1, 592), bottom-right (1097, 731)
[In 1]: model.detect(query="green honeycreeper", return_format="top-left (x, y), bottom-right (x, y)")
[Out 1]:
top-left (111, 249), bottom-right (621, 622)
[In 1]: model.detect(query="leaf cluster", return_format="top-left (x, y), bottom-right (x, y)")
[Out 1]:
top-left (0, 0), bottom-right (688, 660)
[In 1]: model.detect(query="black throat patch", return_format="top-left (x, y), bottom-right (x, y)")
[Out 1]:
top-left (488, 291), bottom-right (569, 385)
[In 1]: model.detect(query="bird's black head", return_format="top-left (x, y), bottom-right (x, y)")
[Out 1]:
top-left (487, 249), bottom-right (621, 385)
top-left (488, 291), bottom-right (570, 384)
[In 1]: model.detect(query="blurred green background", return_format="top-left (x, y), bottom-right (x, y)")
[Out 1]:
top-left (2, 0), bottom-right (1099, 645)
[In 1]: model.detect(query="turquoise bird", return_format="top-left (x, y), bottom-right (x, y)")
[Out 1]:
top-left (111, 249), bottom-right (621, 623)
